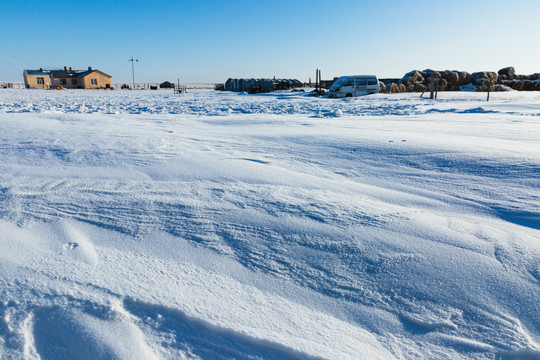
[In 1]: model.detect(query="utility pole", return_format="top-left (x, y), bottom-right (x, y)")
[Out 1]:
top-left (129, 57), bottom-right (138, 90)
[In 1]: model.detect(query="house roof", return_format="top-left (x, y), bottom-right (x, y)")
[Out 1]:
top-left (50, 70), bottom-right (96, 78)
top-left (25, 70), bottom-right (51, 76)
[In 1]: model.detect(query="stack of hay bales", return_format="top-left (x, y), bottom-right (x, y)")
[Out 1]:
top-left (401, 70), bottom-right (425, 92)
top-left (381, 67), bottom-right (539, 93)
top-left (500, 68), bottom-right (540, 90)
top-left (471, 72), bottom-right (499, 92)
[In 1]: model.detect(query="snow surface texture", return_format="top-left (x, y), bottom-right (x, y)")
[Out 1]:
top-left (0, 88), bottom-right (539, 359)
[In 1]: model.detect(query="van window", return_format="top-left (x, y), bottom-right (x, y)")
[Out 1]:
top-left (343, 79), bottom-right (354, 87)
top-left (355, 78), bottom-right (367, 86)
top-left (333, 77), bottom-right (345, 87)
top-left (367, 78), bottom-right (377, 86)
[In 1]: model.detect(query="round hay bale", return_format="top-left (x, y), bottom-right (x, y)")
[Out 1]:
top-left (400, 70), bottom-right (424, 85)
top-left (461, 72), bottom-right (474, 85)
top-left (523, 80), bottom-right (535, 91)
top-left (389, 83), bottom-right (400, 93)
top-left (480, 79), bottom-right (494, 92)
top-left (509, 80), bottom-right (523, 91)
top-left (423, 69), bottom-right (441, 79)
top-left (498, 67), bottom-right (515, 80)
top-left (398, 84), bottom-right (407, 93)
top-left (487, 72), bottom-right (498, 83)
top-left (437, 78), bottom-right (448, 91)
top-left (472, 72), bottom-right (488, 84)
top-left (443, 71), bottom-right (460, 87)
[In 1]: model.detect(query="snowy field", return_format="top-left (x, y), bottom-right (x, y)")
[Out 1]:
top-left (0, 88), bottom-right (539, 359)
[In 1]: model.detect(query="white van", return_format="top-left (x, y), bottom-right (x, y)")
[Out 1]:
top-left (329, 75), bottom-right (379, 98)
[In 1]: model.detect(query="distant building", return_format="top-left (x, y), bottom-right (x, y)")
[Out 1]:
top-left (23, 67), bottom-right (112, 89)
top-left (223, 78), bottom-right (303, 93)
top-left (159, 81), bottom-right (175, 89)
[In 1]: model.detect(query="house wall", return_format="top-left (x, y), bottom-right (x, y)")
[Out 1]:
top-left (80, 71), bottom-right (112, 89)
top-left (52, 77), bottom-right (82, 89)
top-left (23, 72), bottom-right (51, 89)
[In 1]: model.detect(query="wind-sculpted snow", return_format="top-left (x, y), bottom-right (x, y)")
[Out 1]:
top-left (0, 89), bottom-right (539, 359)
top-left (2, 88), bottom-right (540, 118)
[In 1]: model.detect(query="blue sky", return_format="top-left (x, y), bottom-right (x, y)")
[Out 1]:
top-left (1, 0), bottom-right (539, 83)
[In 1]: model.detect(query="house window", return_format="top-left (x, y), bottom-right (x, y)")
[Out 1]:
top-left (91, 79), bottom-right (97, 85)
top-left (37, 77), bottom-right (44, 84)
top-left (71, 79), bottom-right (78, 85)
top-left (61, 79), bottom-right (67, 85)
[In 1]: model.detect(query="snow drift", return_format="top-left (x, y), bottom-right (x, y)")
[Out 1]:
top-left (0, 89), bottom-right (539, 359)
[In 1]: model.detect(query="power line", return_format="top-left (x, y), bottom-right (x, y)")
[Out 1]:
top-left (0, 53), bottom-right (23, 80)
top-left (0, 48), bottom-right (35, 69)
top-left (0, 53), bottom-right (21, 71)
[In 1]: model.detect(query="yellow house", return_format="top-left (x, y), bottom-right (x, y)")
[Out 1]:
top-left (23, 67), bottom-right (112, 89)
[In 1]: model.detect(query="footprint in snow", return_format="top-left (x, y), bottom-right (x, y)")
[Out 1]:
top-left (63, 242), bottom-right (79, 250)
top-left (60, 223), bottom-right (99, 265)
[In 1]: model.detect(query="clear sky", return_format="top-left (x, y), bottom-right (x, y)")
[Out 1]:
top-left (1, 0), bottom-right (539, 83)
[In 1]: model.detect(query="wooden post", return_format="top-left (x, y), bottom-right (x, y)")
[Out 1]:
top-left (487, 80), bottom-right (491, 101)
top-left (430, 76), bottom-right (435, 99)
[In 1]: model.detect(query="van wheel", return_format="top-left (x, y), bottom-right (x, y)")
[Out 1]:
top-left (345, 93), bottom-right (352, 97)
